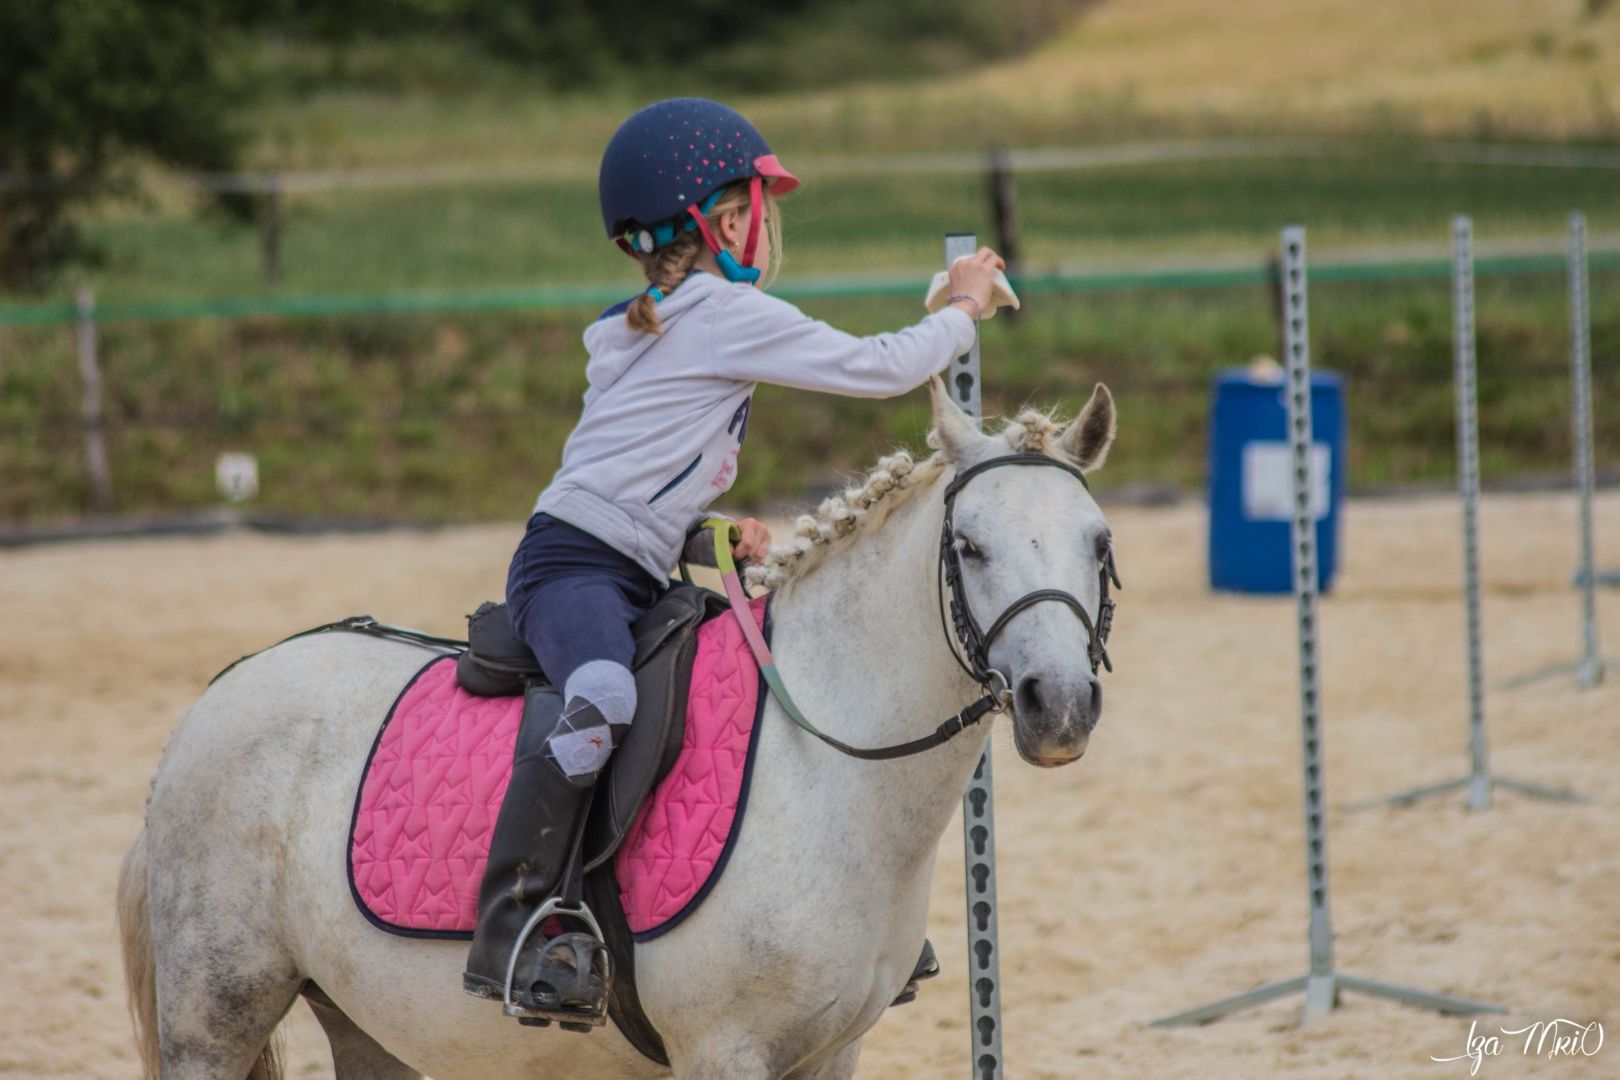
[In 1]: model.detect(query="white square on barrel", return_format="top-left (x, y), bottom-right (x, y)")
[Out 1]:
top-left (1242, 441), bottom-right (1329, 521)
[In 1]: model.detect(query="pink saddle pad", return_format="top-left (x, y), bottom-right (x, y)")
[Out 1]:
top-left (348, 593), bottom-right (768, 940)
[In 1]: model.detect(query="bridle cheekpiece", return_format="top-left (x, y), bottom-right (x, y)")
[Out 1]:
top-left (936, 452), bottom-right (1121, 706)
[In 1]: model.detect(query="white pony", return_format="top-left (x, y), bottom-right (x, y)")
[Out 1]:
top-left (119, 375), bottom-right (1118, 1080)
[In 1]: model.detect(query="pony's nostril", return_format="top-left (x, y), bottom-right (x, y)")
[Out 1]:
top-left (1015, 675), bottom-right (1043, 718)
top-left (1088, 680), bottom-right (1103, 719)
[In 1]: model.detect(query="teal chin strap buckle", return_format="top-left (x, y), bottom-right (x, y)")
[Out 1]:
top-left (713, 249), bottom-right (760, 284)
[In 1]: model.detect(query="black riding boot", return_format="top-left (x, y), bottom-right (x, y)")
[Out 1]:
top-left (462, 736), bottom-right (610, 1027)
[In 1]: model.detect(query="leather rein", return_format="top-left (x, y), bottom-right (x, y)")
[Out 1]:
top-left (708, 451), bottom-right (1119, 761)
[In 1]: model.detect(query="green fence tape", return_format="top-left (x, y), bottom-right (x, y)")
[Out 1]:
top-left (4, 251), bottom-right (1617, 327)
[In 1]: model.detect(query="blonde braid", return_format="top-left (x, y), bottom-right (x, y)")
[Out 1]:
top-left (622, 179), bottom-right (780, 335)
top-left (626, 237), bottom-right (703, 335)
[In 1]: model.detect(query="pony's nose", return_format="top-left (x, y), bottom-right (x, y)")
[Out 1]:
top-left (1014, 673), bottom-right (1101, 735)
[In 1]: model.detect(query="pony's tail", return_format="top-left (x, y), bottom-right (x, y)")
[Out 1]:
top-left (118, 830), bottom-right (162, 1080)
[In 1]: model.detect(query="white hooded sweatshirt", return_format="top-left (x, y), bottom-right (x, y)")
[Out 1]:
top-left (533, 269), bottom-right (978, 583)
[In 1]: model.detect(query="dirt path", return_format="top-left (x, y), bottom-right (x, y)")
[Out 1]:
top-left (2, 492), bottom-right (1615, 1079)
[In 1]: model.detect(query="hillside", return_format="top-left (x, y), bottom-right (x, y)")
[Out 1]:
top-left (952, 0), bottom-right (1620, 141)
top-left (245, 0), bottom-right (1620, 172)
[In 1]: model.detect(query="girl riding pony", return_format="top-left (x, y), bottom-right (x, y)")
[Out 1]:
top-left (463, 96), bottom-right (1004, 1024)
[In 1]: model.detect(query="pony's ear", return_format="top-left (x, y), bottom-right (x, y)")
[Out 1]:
top-left (1059, 383), bottom-right (1116, 471)
top-left (927, 374), bottom-right (988, 462)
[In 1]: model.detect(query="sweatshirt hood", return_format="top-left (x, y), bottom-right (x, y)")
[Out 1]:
top-left (581, 271), bottom-right (734, 393)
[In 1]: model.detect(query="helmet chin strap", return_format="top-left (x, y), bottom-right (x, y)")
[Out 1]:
top-left (741, 176), bottom-right (763, 268)
top-left (685, 176), bottom-right (764, 285)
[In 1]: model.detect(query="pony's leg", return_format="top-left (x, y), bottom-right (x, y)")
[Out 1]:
top-left (673, 1038), bottom-right (860, 1080)
top-left (151, 948), bottom-right (302, 1080)
top-left (304, 987), bottom-right (423, 1080)
top-left (784, 1042), bottom-right (861, 1080)
top-left (147, 830), bottom-right (304, 1078)
top-left (670, 1036), bottom-right (778, 1080)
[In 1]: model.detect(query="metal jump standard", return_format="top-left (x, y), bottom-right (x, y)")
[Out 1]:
top-left (1149, 226), bottom-right (1504, 1029)
top-left (1361, 217), bottom-right (1582, 811)
top-left (1499, 212), bottom-right (1615, 691)
top-left (944, 232), bottom-right (1005, 1080)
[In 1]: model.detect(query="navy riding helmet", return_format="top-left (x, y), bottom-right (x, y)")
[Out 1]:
top-left (599, 98), bottom-right (799, 284)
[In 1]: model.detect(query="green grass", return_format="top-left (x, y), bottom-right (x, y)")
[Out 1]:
top-left (10, 149), bottom-right (1616, 526)
top-left (53, 154), bottom-right (1620, 305)
top-left (6, 270), bottom-right (1615, 526)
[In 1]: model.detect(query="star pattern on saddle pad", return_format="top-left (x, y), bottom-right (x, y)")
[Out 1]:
top-left (349, 659), bottom-right (523, 931)
top-left (616, 594), bottom-right (765, 935)
top-left (347, 593), bottom-right (768, 940)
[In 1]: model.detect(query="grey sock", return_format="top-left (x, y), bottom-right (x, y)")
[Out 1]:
top-left (544, 660), bottom-right (636, 779)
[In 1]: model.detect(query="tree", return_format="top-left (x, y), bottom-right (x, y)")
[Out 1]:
top-left (0, 0), bottom-right (249, 291)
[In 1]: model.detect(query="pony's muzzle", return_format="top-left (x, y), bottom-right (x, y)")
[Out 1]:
top-left (1010, 672), bottom-right (1100, 766)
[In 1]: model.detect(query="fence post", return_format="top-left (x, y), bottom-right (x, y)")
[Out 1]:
top-left (1569, 213), bottom-right (1605, 689)
top-left (1267, 252), bottom-right (1286, 361)
top-left (75, 287), bottom-right (112, 513)
top-left (988, 150), bottom-right (1021, 321)
top-left (262, 172), bottom-right (283, 288)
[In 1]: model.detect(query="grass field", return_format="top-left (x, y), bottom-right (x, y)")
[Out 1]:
top-left (5, 0), bottom-right (1619, 524)
top-left (6, 268), bottom-right (1615, 525)
top-left (53, 155), bottom-right (1620, 304)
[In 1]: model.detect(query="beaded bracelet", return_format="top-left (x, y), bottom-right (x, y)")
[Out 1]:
top-left (946, 293), bottom-right (983, 321)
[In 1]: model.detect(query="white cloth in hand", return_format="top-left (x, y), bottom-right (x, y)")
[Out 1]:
top-left (924, 262), bottom-right (1021, 320)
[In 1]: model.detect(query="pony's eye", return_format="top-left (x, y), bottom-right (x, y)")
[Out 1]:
top-left (955, 535), bottom-right (985, 561)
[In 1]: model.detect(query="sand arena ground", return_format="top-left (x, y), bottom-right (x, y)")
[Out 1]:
top-left (1, 491), bottom-right (1615, 1079)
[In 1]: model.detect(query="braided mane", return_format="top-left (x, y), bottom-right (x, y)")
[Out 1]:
top-left (744, 405), bottom-right (1077, 591)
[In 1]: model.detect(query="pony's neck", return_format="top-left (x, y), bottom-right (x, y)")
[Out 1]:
top-left (763, 465), bottom-right (990, 856)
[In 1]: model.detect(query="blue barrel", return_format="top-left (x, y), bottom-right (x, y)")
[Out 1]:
top-left (1208, 367), bottom-right (1347, 593)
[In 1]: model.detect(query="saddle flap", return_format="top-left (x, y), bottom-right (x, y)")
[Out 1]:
top-left (505, 584), bottom-right (728, 872)
top-left (595, 585), bottom-right (729, 867)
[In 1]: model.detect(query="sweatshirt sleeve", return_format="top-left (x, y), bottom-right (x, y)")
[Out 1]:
top-left (707, 288), bottom-right (977, 399)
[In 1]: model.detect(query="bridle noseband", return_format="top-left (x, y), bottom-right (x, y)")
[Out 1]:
top-left (937, 453), bottom-right (1121, 704)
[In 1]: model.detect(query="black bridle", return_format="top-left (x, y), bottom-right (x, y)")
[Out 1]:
top-left (937, 453), bottom-right (1121, 696)
top-left (776, 451), bottom-right (1120, 762)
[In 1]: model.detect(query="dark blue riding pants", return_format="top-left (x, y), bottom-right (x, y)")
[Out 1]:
top-left (505, 512), bottom-right (666, 691)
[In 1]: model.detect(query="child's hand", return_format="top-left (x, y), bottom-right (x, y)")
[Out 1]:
top-left (731, 517), bottom-right (772, 565)
top-left (947, 247), bottom-right (1006, 319)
